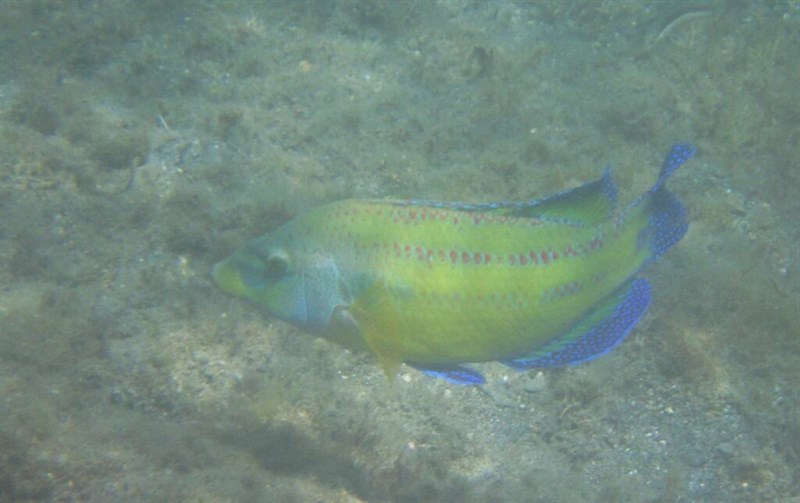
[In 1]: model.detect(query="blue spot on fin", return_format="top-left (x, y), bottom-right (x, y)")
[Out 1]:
top-left (410, 363), bottom-right (486, 385)
top-left (503, 278), bottom-right (652, 369)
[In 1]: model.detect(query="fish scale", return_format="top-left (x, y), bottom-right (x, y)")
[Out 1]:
top-left (213, 144), bottom-right (695, 384)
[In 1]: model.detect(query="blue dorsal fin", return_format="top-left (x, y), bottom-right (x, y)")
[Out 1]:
top-left (370, 168), bottom-right (618, 226)
top-left (503, 278), bottom-right (651, 369)
top-left (409, 363), bottom-right (486, 385)
top-left (497, 168), bottom-right (618, 225)
top-left (368, 198), bottom-right (525, 213)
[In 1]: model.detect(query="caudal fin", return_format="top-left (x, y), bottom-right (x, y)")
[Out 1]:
top-left (639, 143), bottom-right (695, 261)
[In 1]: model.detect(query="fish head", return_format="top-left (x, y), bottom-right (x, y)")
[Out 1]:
top-left (212, 226), bottom-right (347, 333)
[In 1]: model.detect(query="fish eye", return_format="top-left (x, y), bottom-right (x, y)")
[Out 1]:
top-left (264, 249), bottom-right (289, 278)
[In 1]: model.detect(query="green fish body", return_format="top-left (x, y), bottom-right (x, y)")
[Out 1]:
top-left (213, 145), bottom-right (695, 384)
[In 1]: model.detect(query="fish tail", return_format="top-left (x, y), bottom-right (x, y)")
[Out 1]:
top-left (653, 143), bottom-right (696, 193)
top-left (632, 143), bottom-right (696, 261)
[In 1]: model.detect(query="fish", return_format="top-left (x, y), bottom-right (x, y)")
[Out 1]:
top-left (212, 144), bottom-right (695, 384)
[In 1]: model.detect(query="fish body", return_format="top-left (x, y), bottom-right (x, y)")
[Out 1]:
top-left (213, 144), bottom-right (695, 384)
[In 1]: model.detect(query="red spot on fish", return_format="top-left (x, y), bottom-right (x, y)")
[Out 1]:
top-left (484, 253), bottom-right (492, 264)
top-left (450, 250), bottom-right (458, 263)
top-left (462, 251), bottom-right (470, 263)
top-left (519, 254), bottom-right (528, 265)
top-left (541, 251), bottom-right (550, 264)
top-left (405, 245), bottom-right (412, 253)
top-left (552, 251), bottom-right (559, 261)
top-left (509, 254), bottom-right (516, 265)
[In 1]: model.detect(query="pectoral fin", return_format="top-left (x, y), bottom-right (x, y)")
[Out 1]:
top-left (348, 282), bottom-right (405, 381)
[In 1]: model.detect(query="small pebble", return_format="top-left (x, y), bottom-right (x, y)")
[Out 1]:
top-left (716, 442), bottom-right (736, 456)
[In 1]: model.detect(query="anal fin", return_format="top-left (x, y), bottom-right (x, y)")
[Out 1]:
top-left (504, 278), bottom-right (652, 369)
top-left (410, 363), bottom-right (486, 385)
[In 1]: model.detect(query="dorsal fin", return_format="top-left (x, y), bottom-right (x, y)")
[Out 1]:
top-left (372, 168), bottom-right (618, 226)
top-left (496, 168), bottom-right (618, 225)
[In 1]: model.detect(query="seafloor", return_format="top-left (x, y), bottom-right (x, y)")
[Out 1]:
top-left (0, 1), bottom-right (797, 502)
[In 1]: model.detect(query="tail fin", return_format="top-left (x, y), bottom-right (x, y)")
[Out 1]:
top-left (638, 143), bottom-right (696, 261)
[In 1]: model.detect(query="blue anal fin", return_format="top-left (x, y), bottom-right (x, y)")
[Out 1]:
top-left (504, 278), bottom-right (652, 369)
top-left (410, 363), bottom-right (486, 385)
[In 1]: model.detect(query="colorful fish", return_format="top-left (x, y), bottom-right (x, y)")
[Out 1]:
top-left (212, 144), bottom-right (695, 384)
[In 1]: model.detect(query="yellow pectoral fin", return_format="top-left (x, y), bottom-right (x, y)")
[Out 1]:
top-left (366, 332), bottom-right (403, 383)
top-left (349, 282), bottom-right (406, 381)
